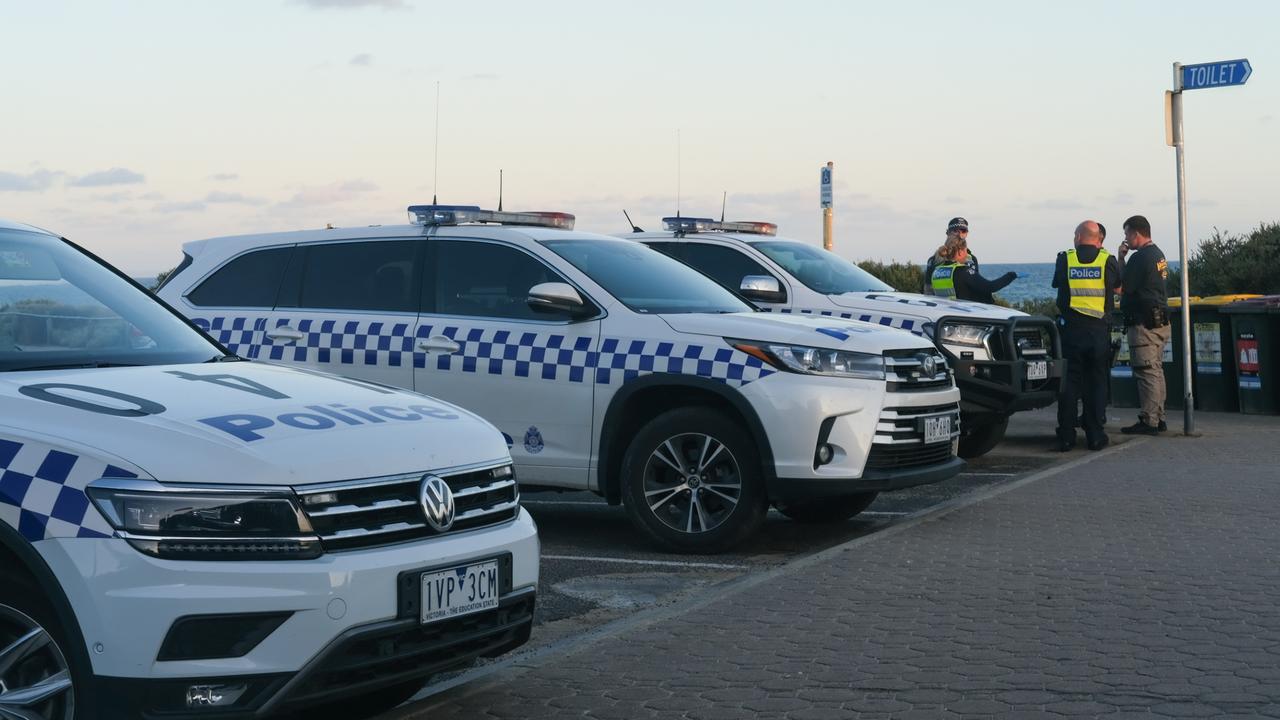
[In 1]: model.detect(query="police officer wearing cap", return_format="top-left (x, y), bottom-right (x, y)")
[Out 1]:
top-left (929, 230), bottom-right (1017, 304)
top-left (1052, 220), bottom-right (1122, 451)
top-left (923, 217), bottom-right (979, 295)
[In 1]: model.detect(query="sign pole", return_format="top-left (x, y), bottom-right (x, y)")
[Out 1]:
top-left (1170, 65), bottom-right (1194, 435)
top-left (820, 162), bottom-right (834, 251)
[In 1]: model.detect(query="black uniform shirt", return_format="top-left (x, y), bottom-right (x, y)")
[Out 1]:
top-left (952, 264), bottom-right (1015, 304)
top-left (1119, 243), bottom-right (1169, 318)
top-left (1051, 245), bottom-right (1122, 328)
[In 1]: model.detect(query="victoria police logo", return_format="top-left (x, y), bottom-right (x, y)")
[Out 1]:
top-left (419, 475), bottom-right (456, 532)
top-left (523, 426), bottom-right (544, 454)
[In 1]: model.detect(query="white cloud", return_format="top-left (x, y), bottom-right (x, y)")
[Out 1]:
top-left (0, 169), bottom-right (62, 192)
top-left (209, 173), bottom-right (239, 181)
top-left (275, 180), bottom-right (379, 210)
top-left (293, 0), bottom-right (408, 9)
top-left (206, 191), bottom-right (268, 206)
top-left (69, 167), bottom-right (146, 188)
top-left (155, 200), bottom-right (207, 214)
top-left (350, 53), bottom-right (373, 67)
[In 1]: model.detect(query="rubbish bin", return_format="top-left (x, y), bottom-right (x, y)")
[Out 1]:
top-left (1191, 295), bottom-right (1261, 412)
top-left (1109, 309), bottom-right (1139, 409)
top-left (1221, 296), bottom-right (1280, 415)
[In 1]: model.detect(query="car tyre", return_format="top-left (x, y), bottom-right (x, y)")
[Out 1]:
top-left (621, 407), bottom-right (767, 554)
top-left (776, 492), bottom-right (879, 524)
top-left (958, 415), bottom-right (1009, 459)
top-left (0, 574), bottom-right (92, 720)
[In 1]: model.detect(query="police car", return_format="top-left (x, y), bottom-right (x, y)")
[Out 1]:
top-left (621, 217), bottom-right (1064, 458)
top-left (0, 218), bottom-right (538, 720)
top-left (160, 205), bottom-right (964, 553)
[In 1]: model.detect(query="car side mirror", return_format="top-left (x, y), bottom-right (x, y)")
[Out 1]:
top-left (527, 282), bottom-right (590, 317)
top-left (739, 275), bottom-right (786, 304)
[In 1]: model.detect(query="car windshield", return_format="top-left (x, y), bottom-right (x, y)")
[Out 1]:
top-left (540, 239), bottom-right (752, 314)
top-left (0, 228), bottom-right (223, 372)
top-left (754, 240), bottom-right (892, 294)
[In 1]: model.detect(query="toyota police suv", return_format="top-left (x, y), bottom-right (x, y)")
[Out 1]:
top-left (159, 205), bottom-right (964, 554)
top-left (0, 218), bottom-right (537, 720)
top-left (622, 217), bottom-right (1064, 458)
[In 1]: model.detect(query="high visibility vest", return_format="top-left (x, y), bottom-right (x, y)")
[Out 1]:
top-left (931, 263), bottom-right (962, 299)
top-left (1066, 248), bottom-right (1109, 318)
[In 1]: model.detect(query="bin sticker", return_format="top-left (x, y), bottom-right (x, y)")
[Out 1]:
top-left (1237, 333), bottom-right (1261, 391)
top-left (1111, 366), bottom-right (1133, 378)
top-left (1194, 322), bottom-right (1222, 375)
top-left (1110, 329), bottom-right (1130, 377)
top-left (1162, 339), bottom-right (1173, 363)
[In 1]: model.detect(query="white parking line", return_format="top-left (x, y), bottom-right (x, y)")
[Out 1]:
top-left (541, 554), bottom-right (748, 570)
top-left (959, 472), bottom-right (1017, 477)
top-left (860, 511), bottom-right (910, 517)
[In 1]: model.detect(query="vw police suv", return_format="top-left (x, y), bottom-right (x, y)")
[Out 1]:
top-left (622, 217), bottom-right (1064, 458)
top-left (0, 218), bottom-right (537, 720)
top-left (159, 206), bottom-right (965, 554)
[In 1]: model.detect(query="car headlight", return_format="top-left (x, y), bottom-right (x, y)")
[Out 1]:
top-left (939, 322), bottom-right (994, 347)
top-left (87, 479), bottom-right (322, 560)
top-left (731, 340), bottom-right (885, 380)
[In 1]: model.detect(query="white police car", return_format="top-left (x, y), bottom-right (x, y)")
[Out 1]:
top-left (622, 217), bottom-right (1064, 458)
top-left (0, 218), bottom-right (537, 720)
top-left (158, 205), bottom-right (964, 553)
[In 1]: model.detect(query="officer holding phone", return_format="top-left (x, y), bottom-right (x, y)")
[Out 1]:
top-left (1117, 215), bottom-right (1171, 435)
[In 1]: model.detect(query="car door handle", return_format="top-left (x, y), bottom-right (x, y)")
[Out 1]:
top-left (417, 336), bottom-right (461, 354)
top-left (266, 327), bottom-right (306, 343)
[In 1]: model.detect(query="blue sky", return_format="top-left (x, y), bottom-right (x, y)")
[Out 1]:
top-left (2, 0), bottom-right (1276, 273)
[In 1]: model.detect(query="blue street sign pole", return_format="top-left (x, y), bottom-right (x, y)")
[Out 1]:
top-left (1167, 58), bottom-right (1252, 435)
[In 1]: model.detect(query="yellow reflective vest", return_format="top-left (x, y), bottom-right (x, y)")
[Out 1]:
top-left (930, 263), bottom-right (963, 299)
top-left (1066, 248), bottom-right (1109, 318)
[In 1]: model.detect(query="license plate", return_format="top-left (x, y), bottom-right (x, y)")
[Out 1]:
top-left (420, 560), bottom-right (499, 624)
top-left (923, 415), bottom-right (951, 444)
top-left (1027, 360), bottom-right (1048, 381)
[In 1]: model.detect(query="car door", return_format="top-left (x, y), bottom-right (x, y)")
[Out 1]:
top-left (181, 245), bottom-right (294, 359)
top-left (414, 238), bottom-right (600, 488)
top-left (259, 238), bottom-right (421, 390)
top-left (648, 240), bottom-right (793, 313)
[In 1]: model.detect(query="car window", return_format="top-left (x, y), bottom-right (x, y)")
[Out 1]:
top-left (433, 241), bottom-right (571, 321)
top-left (541, 239), bottom-right (751, 315)
top-left (677, 242), bottom-right (779, 293)
top-left (0, 229), bottom-right (221, 371)
top-left (753, 240), bottom-right (891, 294)
top-left (187, 246), bottom-right (293, 308)
top-left (297, 240), bottom-right (418, 313)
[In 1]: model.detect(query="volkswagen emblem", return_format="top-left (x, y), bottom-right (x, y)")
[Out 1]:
top-left (919, 354), bottom-right (937, 378)
top-left (419, 475), bottom-right (456, 532)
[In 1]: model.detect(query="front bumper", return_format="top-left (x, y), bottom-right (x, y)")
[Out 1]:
top-left (739, 372), bottom-right (963, 501)
top-left (36, 508), bottom-right (539, 714)
top-left (936, 315), bottom-right (1064, 416)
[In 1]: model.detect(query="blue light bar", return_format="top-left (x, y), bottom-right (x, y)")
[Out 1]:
top-left (660, 216), bottom-right (777, 236)
top-left (407, 205), bottom-right (575, 230)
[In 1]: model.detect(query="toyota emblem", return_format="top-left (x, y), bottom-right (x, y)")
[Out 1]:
top-left (919, 354), bottom-right (937, 378)
top-left (419, 475), bottom-right (456, 532)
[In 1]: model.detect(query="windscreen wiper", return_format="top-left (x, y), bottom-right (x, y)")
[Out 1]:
top-left (4, 362), bottom-right (142, 372)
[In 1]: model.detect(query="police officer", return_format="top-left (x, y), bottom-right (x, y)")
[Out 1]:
top-left (922, 217), bottom-right (978, 295)
top-left (929, 234), bottom-right (1016, 304)
top-left (1117, 214), bottom-right (1171, 434)
top-left (1052, 220), bottom-right (1122, 451)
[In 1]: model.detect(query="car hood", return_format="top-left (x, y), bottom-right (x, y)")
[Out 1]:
top-left (829, 291), bottom-right (1025, 321)
top-left (0, 362), bottom-right (507, 486)
top-left (659, 312), bottom-right (936, 353)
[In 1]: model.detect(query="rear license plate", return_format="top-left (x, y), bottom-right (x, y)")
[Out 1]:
top-left (1027, 360), bottom-right (1048, 381)
top-left (923, 415), bottom-right (951, 444)
top-left (420, 560), bottom-right (499, 624)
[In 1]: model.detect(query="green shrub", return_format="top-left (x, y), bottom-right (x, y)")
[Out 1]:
top-left (858, 260), bottom-right (924, 293)
top-left (1170, 222), bottom-right (1280, 296)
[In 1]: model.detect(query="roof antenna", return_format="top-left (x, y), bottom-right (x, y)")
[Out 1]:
top-left (623, 209), bottom-right (643, 233)
top-left (497, 168), bottom-right (503, 211)
top-left (431, 81), bottom-right (441, 204)
top-left (676, 128), bottom-right (682, 218)
top-left (720, 191), bottom-right (727, 222)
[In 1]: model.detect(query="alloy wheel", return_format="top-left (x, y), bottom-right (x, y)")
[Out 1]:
top-left (0, 605), bottom-right (74, 720)
top-left (642, 432), bottom-right (742, 534)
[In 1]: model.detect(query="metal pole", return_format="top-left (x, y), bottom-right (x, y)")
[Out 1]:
top-left (823, 161), bottom-right (834, 251)
top-left (1171, 63), bottom-right (1194, 434)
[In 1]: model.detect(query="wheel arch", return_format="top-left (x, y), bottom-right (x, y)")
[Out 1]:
top-left (597, 374), bottom-right (776, 505)
top-left (0, 521), bottom-right (93, 662)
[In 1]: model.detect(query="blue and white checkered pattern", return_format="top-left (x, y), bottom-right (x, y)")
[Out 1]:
top-left (770, 308), bottom-right (923, 335)
top-left (194, 316), bottom-right (775, 387)
top-left (0, 438), bottom-right (134, 541)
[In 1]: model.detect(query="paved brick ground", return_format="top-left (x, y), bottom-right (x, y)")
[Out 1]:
top-left (402, 413), bottom-right (1280, 719)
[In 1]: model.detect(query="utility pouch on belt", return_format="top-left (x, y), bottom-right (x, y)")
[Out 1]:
top-left (1144, 306), bottom-right (1169, 329)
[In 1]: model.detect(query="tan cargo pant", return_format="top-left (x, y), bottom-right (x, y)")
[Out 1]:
top-left (1128, 323), bottom-right (1172, 425)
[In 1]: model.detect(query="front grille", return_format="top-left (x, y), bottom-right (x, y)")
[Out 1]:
top-left (989, 321), bottom-right (1055, 362)
top-left (295, 463), bottom-right (519, 552)
top-left (1012, 327), bottom-right (1050, 357)
top-left (281, 593), bottom-right (535, 710)
top-left (884, 349), bottom-right (952, 392)
top-left (867, 403), bottom-right (960, 470)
